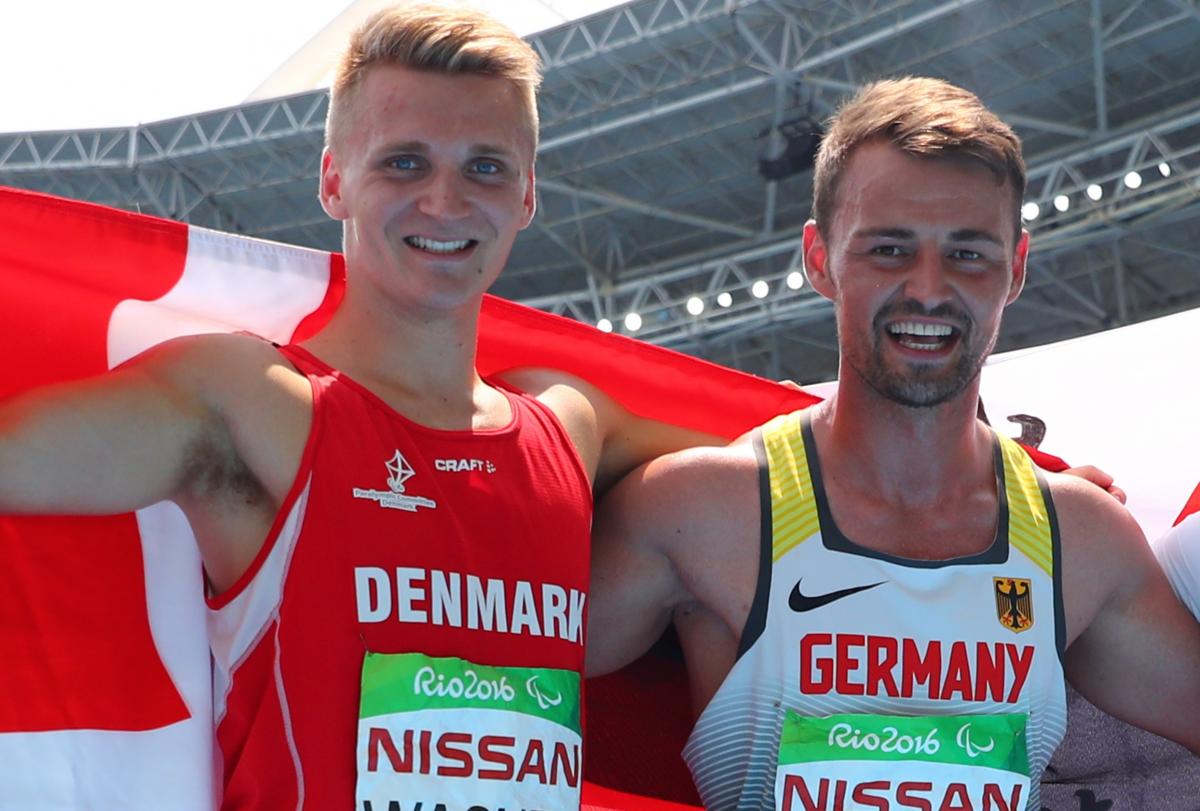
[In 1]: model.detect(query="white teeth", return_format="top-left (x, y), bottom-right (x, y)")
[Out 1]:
top-left (407, 236), bottom-right (471, 253)
top-left (896, 339), bottom-right (942, 351)
top-left (887, 321), bottom-right (953, 337)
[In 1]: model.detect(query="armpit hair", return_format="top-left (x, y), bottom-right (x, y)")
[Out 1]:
top-left (181, 428), bottom-right (267, 506)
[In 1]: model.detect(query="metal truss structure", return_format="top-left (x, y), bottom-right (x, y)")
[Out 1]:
top-left (3, 0), bottom-right (1199, 382)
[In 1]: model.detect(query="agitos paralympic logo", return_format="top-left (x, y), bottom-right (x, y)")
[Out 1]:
top-left (353, 450), bottom-right (438, 512)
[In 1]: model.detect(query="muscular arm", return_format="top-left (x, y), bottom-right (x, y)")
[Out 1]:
top-left (586, 444), bottom-right (761, 678)
top-left (499, 368), bottom-right (727, 491)
top-left (0, 334), bottom-right (309, 589)
top-left (1057, 475), bottom-right (1200, 753)
top-left (0, 339), bottom-right (223, 515)
top-left (587, 460), bottom-right (686, 677)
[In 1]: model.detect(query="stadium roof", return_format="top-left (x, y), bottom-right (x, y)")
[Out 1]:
top-left (3, 0), bottom-right (1199, 382)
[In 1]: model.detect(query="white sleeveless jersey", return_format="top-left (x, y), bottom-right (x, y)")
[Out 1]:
top-left (683, 412), bottom-right (1067, 810)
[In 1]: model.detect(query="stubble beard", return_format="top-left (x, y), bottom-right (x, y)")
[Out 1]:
top-left (840, 301), bottom-right (993, 409)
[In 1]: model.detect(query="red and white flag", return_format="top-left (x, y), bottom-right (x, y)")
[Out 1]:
top-left (0, 187), bottom-right (819, 809)
top-left (2, 185), bottom-right (1195, 809)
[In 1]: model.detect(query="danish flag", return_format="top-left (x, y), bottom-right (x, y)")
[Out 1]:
top-left (1, 184), bottom-right (1195, 809)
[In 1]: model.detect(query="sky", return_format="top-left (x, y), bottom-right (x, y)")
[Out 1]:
top-left (2, 0), bottom-right (623, 134)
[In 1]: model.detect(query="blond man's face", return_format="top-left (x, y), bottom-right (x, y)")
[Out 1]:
top-left (319, 65), bottom-right (537, 313)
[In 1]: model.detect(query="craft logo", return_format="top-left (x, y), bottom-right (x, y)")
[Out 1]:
top-left (434, 457), bottom-right (497, 474)
top-left (353, 451), bottom-right (438, 512)
top-left (993, 577), bottom-right (1033, 633)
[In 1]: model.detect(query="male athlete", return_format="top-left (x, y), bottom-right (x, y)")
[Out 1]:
top-left (0, 6), bottom-right (712, 809)
top-left (587, 78), bottom-right (1200, 810)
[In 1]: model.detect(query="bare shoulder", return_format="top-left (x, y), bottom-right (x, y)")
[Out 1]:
top-left (1044, 470), bottom-right (1155, 643)
top-left (499, 366), bottom-right (596, 398)
top-left (131, 333), bottom-right (307, 402)
top-left (1045, 470), bottom-right (1147, 563)
top-left (132, 333), bottom-right (313, 501)
top-left (607, 441), bottom-right (760, 553)
top-left (633, 436), bottom-right (753, 494)
top-left (498, 367), bottom-right (605, 430)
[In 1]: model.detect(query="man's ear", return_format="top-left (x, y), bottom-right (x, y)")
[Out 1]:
top-left (520, 164), bottom-right (537, 229)
top-left (1006, 229), bottom-right (1030, 306)
top-left (319, 147), bottom-right (348, 221)
top-left (803, 220), bottom-right (836, 301)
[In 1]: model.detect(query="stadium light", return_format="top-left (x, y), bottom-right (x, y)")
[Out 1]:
top-left (1086, 183), bottom-right (1103, 201)
top-left (1020, 202), bottom-right (1040, 221)
top-left (686, 296), bottom-right (705, 316)
top-left (717, 292), bottom-right (733, 308)
top-left (624, 312), bottom-right (642, 332)
top-left (751, 280), bottom-right (770, 299)
top-left (596, 317), bottom-right (613, 333)
top-left (1123, 171), bottom-right (1142, 190)
top-left (786, 271), bottom-right (804, 290)
top-left (1053, 194), bottom-right (1070, 213)
top-left (1159, 162), bottom-right (1172, 178)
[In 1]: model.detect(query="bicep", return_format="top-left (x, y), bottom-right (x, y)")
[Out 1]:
top-left (586, 463), bottom-right (692, 677)
top-left (0, 354), bottom-right (213, 516)
top-left (500, 367), bottom-right (727, 492)
top-left (1063, 494), bottom-right (1200, 753)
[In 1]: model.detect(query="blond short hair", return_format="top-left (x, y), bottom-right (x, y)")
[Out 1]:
top-left (812, 77), bottom-right (1026, 239)
top-left (326, 4), bottom-right (543, 149)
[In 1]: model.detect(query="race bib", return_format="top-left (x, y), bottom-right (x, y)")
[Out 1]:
top-left (775, 712), bottom-right (1030, 811)
top-left (357, 652), bottom-right (582, 811)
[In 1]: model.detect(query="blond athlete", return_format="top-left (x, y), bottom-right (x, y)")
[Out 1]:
top-left (0, 7), bottom-right (714, 809)
top-left (588, 79), bottom-right (1200, 810)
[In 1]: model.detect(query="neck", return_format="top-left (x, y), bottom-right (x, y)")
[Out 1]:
top-left (811, 366), bottom-right (994, 508)
top-left (301, 279), bottom-right (492, 426)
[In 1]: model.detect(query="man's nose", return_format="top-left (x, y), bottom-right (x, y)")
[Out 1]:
top-left (416, 170), bottom-right (471, 220)
top-left (902, 250), bottom-right (954, 306)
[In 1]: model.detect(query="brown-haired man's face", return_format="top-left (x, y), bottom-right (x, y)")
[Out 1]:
top-left (320, 64), bottom-right (537, 313)
top-left (804, 141), bottom-right (1029, 408)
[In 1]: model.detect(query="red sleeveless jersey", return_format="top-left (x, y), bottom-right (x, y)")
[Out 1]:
top-left (209, 345), bottom-right (592, 809)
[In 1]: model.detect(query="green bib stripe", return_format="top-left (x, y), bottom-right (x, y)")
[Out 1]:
top-left (359, 652), bottom-right (580, 732)
top-left (779, 711), bottom-right (1029, 772)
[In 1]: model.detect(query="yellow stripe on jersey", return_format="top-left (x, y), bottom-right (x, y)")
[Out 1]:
top-left (761, 412), bottom-right (820, 562)
top-left (998, 433), bottom-right (1055, 578)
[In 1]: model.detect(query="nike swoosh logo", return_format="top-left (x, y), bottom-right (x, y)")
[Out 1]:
top-left (789, 578), bottom-right (886, 612)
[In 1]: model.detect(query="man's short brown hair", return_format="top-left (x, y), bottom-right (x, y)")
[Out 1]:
top-left (326, 4), bottom-right (543, 150)
top-left (812, 77), bottom-right (1026, 239)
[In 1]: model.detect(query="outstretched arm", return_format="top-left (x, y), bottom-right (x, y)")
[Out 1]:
top-left (1057, 476), bottom-right (1200, 753)
top-left (0, 338), bottom-right (222, 516)
top-left (498, 368), bottom-right (728, 492)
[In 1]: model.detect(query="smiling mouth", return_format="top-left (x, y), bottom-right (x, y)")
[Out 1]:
top-left (885, 320), bottom-right (960, 352)
top-left (404, 236), bottom-right (477, 255)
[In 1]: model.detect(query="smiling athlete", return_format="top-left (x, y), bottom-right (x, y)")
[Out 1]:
top-left (0, 6), bottom-right (717, 809)
top-left (588, 78), bottom-right (1200, 810)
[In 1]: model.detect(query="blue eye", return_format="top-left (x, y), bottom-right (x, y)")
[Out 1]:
top-left (387, 155), bottom-right (420, 171)
top-left (952, 249), bottom-right (983, 261)
top-left (872, 245), bottom-right (907, 257)
top-left (472, 159), bottom-right (502, 175)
